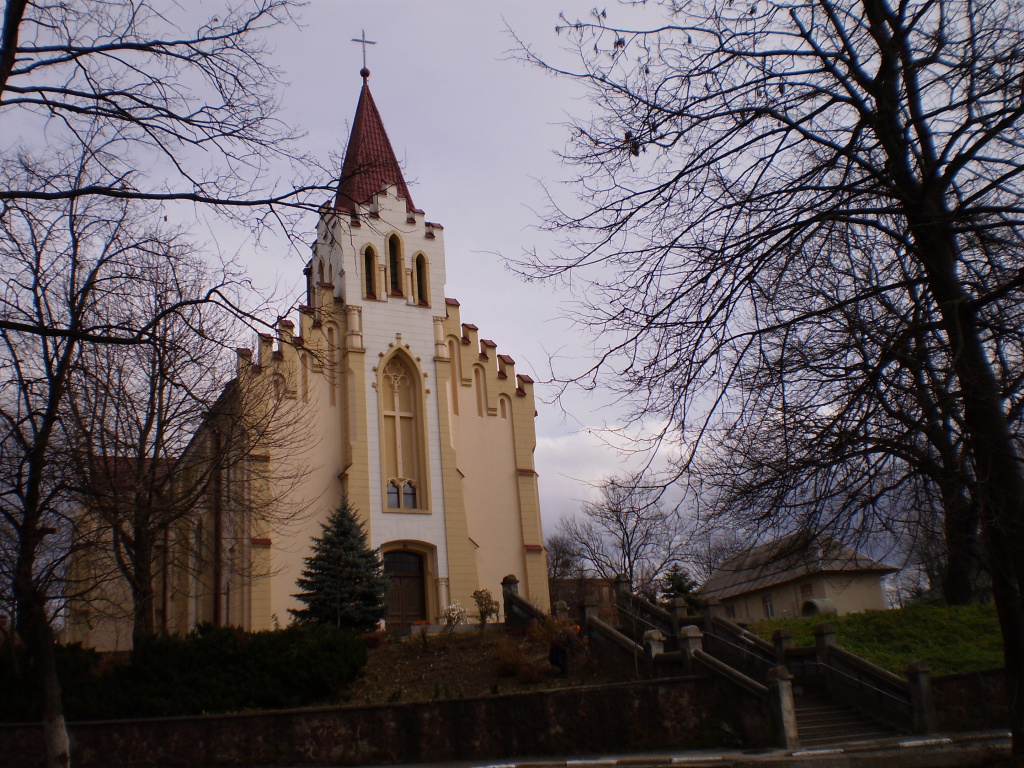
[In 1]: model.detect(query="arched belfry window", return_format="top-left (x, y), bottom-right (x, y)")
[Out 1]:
top-left (388, 234), bottom-right (403, 296)
top-left (364, 246), bottom-right (377, 299)
top-left (380, 353), bottom-right (426, 511)
top-left (415, 254), bottom-right (429, 305)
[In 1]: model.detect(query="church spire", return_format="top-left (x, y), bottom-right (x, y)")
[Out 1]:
top-left (334, 69), bottom-right (417, 214)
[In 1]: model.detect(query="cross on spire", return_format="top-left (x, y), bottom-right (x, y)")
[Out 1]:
top-left (351, 29), bottom-right (377, 75)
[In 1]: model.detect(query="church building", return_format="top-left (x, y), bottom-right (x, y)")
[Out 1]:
top-left (64, 69), bottom-right (549, 649)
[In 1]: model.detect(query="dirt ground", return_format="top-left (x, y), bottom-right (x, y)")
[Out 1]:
top-left (342, 625), bottom-right (623, 706)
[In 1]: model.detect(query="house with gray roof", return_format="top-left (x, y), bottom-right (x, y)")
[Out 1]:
top-left (698, 535), bottom-right (897, 623)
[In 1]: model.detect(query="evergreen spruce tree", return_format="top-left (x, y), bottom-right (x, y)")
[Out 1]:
top-left (660, 565), bottom-right (702, 613)
top-left (289, 499), bottom-right (388, 633)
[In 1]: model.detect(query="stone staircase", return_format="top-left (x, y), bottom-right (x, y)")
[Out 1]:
top-left (793, 686), bottom-right (900, 746)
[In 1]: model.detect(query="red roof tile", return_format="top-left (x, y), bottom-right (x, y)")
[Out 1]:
top-left (334, 78), bottom-right (415, 214)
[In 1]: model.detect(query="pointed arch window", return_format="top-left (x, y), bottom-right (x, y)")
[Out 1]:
top-left (380, 354), bottom-right (426, 511)
top-left (447, 339), bottom-right (460, 415)
top-left (415, 254), bottom-right (429, 306)
top-left (364, 246), bottom-right (377, 299)
top-left (474, 366), bottom-right (487, 417)
top-left (388, 234), bottom-right (403, 296)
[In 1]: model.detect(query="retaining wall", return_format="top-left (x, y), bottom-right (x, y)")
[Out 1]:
top-left (0, 676), bottom-right (759, 767)
top-left (932, 668), bottom-right (1008, 732)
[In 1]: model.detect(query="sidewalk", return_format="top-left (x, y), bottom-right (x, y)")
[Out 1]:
top-left (343, 729), bottom-right (1012, 768)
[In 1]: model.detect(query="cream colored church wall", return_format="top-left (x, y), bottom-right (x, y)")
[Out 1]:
top-left (452, 387), bottom-right (526, 616)
top-left (442, 302), bottom-right (550, 614)
top-left (249, 316), bottom-right (348, 627)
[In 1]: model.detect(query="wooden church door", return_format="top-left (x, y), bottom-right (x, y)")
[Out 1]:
top-left (384, 551), bottom-right (427, 630)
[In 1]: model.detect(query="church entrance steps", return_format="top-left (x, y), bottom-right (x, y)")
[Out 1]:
top-left (794, 688), bottom-right (901, 746)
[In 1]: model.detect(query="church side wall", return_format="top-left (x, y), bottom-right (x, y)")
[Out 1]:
top-left (443, 304), bottom-right (550, 614)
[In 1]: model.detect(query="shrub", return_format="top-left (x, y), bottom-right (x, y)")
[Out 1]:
top-left (0, 623), bottom-right (367, 722)
top-left (472, 589), bottom-right (500, 629)
top-left (439, 601), bottom-right (468, 637)
top-left (494, 639), bottom-right (527, 677)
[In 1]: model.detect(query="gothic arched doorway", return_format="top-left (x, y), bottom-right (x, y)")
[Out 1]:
top-left (384, 550), bottom-right (427, 631)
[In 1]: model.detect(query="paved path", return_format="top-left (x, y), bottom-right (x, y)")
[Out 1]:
top-left (332, 730), bottom-right (1011, 768)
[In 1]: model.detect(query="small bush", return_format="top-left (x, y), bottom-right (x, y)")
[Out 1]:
top-left (494, 639), bottom-right (527, 677)
top-left (515, 659), bottom-right (546, 684)
top-left (360, 630), bottom-right (388, 649)
top-left (472, 589), bottom-right (500, 629)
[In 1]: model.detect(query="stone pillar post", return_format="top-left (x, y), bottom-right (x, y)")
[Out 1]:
top-left (679, 625), bottom-right (704, 675)
top-left (643, 629), bottom-right (666, 659)
top-left (614, 573), bottom-right (632, 601)
top-left (501, 573), bottom-right (519, 596)
top-left (767, 666), bottom-right (800, 750)
top-left (583, 594), bottom-right (599, 630)
top-left (669, 597), bottom-right (690, 636)
top-left (501, 574), bottom-right (520, 630)
top-left (907, 660), bottom-right (936, 734)
top-left (773, 627), bottom-right (793, 666)
top-left (553, 600), bottom-right (569, 623)
top-left (813, 623), bottom-right (836, 664)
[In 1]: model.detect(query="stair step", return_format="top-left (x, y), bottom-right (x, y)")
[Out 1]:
top-left (799, 714), bottom-right (876, 727)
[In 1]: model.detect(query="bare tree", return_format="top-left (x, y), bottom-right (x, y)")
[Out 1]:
top-left (558, 475), bottom-right (689, 599)
top-left (65, 301), bottom-right (315, 648)
top-left (545, 532), bottom-right (585, 580)
top-left (689, 232), bottom-right (987, 603)
top-left (0, 143), bottom-right (256, 767)
top-left (519, 0), bottom-right (1024, 755)
top-left (0, 0), bottom-right (330, 223)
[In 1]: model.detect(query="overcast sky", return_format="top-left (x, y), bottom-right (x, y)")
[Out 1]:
top-left (232, 1), bottom-right (661, 531)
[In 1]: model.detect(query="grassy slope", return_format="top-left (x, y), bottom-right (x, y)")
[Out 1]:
top-left (747, 603), bottom-right (1003, 677)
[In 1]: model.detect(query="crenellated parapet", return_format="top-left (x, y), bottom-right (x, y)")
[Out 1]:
top-left (439, 297), bottom-right (537, 432)
top-left (238, 282), bottom-right (355, 398)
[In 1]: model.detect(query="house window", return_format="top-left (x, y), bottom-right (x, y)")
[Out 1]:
top-left (762, 594), bottom-right (775, 619)
top-left (388, 234), bottom-right (403, 296)
top-left (801, 583), bottom-right (813, 600)
top-left (725, 604), bottom-right (736, 619)
top-left (380, 353), bottom-right (425, 511)
top-left (364, 247), bottom-right (377, 298)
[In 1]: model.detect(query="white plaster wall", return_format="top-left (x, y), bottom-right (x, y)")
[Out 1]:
top-left (329, 193), bottom-right (451, 578)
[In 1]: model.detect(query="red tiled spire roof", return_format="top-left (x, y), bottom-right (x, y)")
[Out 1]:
top-left (334, 71), bottom-right (416, 214)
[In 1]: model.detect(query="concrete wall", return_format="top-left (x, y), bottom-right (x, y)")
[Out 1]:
top-left (0, 677), bottom-right (758, 768)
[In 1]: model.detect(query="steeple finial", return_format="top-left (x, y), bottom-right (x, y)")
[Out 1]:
top-left (351, 30), bottom-right (376, 78)
top-left (333, 65), bottom-right (417, 215)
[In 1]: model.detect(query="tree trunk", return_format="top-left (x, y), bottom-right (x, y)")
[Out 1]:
top-left (941, 482), bottom-right (979, 606)
top-left (131, 528), bottom-right (155, 648)
top-left (15, 535), bottom-right (70, 768)
top-left (916, 229), bottom-right (1024, 761)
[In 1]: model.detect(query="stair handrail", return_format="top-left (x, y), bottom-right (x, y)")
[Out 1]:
top-left (620, 592), bottom-right (673, 629)
top-left (809, 624), bottom-right (916, 732)
top-left (826, 646), bottom-right (911, 701)
top-left (823, 659), bottom-right (912, 707)
top-left (589, 615), bottom-right (645, 656)
top-left (705, 615), bottom-right (777, 677)
top-left (691, 648), bottom-right (769, 697)
top-left (709, 616), bottom-right (777, 658)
